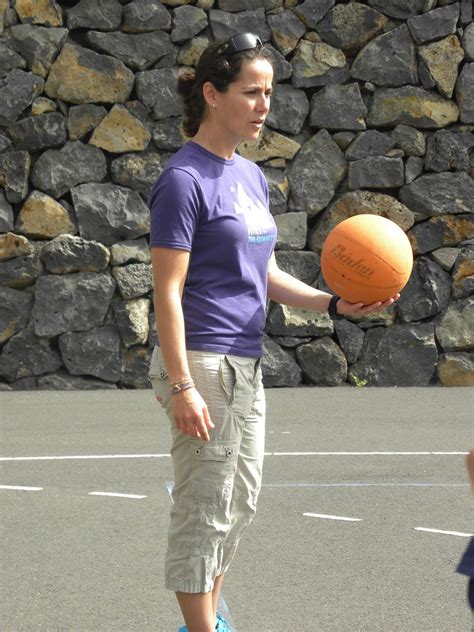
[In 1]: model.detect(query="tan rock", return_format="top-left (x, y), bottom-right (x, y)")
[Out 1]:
top-left (265, 158), bottom-right (286, 168)
top-left (238, 128), bottom-right (300, 162)
top-left (161, 0), bottom-right (192, 4)
top-left (16, 191), bottom-right (76, 239)
top-left (0, 232), bottom-right (33, 261)
top-left (418, 35), bottom-right (464, 98)
top-left (293, 39), bottom-right (347, 80)
top-left (177, 36), bottom-right (210, 66)
top-left (31, 97), bottom-right (57, 116)
top-left (196, 0), bottom-right (214, 9)
top-left (308, 190), bottom-right (415, 253)
top-left (89, 105), bottom-right (151, 153)
top-left (408, 215), bottom-right (474, 255)
top-left (14, 0), bottom-right (63, 26)
top-left (45, 42), bottom-right (134, 105)
top-left (438, 352), bottom-right (474, 386)
top-left (0, 0), bottom-right (9, 34)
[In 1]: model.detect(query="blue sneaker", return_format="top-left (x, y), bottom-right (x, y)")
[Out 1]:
top-left (178, 626), bottom-right (187, 632)
top-left (178, 612), bottom-right (232, 632)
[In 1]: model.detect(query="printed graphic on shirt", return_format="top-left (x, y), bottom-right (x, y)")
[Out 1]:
top-left (232, 182), bottom-right (275, 245)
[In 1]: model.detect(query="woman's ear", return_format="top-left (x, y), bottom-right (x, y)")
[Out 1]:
top-left (202, 81), bottom-right (217, 109)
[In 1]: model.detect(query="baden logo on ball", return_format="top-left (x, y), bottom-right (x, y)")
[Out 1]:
top-left (320, 214), bottom-right (414, 305)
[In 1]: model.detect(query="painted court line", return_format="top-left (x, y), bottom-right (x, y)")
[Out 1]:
top-left (89, 492), bottom-right (147, 499)
top-left (304, 512), bottom-right (362, 522)
top-left (415, 527), bottom-right (474, 538)
top-left (0, 451), bottom-right (468, 461)
top-left (0, 485), bottom-right (43, 491)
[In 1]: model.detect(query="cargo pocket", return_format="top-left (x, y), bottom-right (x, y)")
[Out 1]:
top-left (219, 356), bottom-right (236, 406)
top-left (190, 441), bottom-right (237, 507)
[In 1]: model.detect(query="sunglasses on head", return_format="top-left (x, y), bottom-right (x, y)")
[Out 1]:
top-left (218, 32), bottom-right (263, 56)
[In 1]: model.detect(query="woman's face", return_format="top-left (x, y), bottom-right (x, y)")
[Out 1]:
top-left (213, 58), bottom-right (274, 143)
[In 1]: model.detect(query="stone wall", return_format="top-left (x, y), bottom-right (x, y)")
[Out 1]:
top-left (0, 0), bottom-right (473, 391)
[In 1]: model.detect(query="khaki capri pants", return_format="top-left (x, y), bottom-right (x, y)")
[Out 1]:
top-left (148, 346), bottom-right (266, 594)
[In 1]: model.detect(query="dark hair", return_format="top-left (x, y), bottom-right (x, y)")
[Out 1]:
top-left (177, 39), bottom-right (274, 138)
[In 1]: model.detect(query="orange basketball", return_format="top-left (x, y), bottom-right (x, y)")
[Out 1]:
top-left (320, 214), bottom-right (413, 304)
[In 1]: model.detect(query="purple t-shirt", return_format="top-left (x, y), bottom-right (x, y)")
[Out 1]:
top-left (148, 141), bottom-right (277, 358)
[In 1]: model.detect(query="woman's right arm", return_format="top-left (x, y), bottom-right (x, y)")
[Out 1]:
top-left (151, 246), bottom-right (214, 441)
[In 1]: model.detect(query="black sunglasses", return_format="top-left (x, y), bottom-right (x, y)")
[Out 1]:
top-left (217, 33), bottom-right (263, 56)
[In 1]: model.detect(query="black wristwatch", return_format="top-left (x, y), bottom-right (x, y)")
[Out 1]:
top-left (328, 295), bottom-right (343, 320)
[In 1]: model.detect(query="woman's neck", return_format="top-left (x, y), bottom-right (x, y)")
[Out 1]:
top-left (192, 126), bottom-right (238, 161)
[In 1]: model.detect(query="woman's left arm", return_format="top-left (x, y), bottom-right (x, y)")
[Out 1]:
top-left (267, 253), bottom-right (398, 316)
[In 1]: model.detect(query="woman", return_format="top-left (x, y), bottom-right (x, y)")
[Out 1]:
top-left (147, 33), bottom-right (398, 632)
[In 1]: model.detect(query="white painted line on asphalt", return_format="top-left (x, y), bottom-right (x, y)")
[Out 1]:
top-left (304, 512), bottom-right (362, 522)
top-left (0, 451), bottom-right (468, 461)
top-left (89, 492), bottom-right (147, 499)
top-left (0, 485), bottom-right (43, 491)
top-left (414, 527), bottom-right (474, 538)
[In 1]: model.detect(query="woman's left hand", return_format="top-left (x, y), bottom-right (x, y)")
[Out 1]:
top-left (337, 293), bottom-right (400, 317)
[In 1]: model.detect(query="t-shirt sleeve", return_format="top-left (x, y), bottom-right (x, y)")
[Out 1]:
top-left (148, 167), bottom-right (202, 251)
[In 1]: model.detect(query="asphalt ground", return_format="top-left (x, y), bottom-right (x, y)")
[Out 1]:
top-left (1, 387), bottom-right (473, 632)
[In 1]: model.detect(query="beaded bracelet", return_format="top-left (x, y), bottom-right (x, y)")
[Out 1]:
top-left (170, 379), bottom-right (195, 396)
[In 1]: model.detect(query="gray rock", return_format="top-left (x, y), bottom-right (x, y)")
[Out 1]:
top-left (296, 337), bottom-right (347, 385)
top-left (0, 286), bottom-right (33, 344)
top-left (405, 156), bottom-right (424, 184)
top-left (0, 69), bottom-right (44, 126)
top-left (40, 235), bottom-right (110, 274)
top-left (148, 313), bottom-right (157, 349)
top-left (316, 2), bottom-right (388, 54)
top-left (122, 0), bottom-right (171, 33)
top-left (463, 22), bottom-right (474, 61)
top-left (294, 0), bottom-right (335, 29)
top-left (135, 67), bottom-right (181, 120)
top-left (351, 25), bottom-right (418, 87)
top-left (291, 40), bottom-right (350, 89)
top-left (85, 30), bottom-right (174, 71)
top-left (418, 59), bottom-right (436, 90)
top-left (456, 63), bottom-right (474, 124)
top-left (0, 42), bottom-right (27, 78)
top-left (59, 325), bottom-right (121, 382)
top-left (310, 83), bottom-right (367, 131)
top-left (367, 86), bottom-right (459, 128)
top-left (271, 336), bottom-right (312, 349)
top-left (171, 5), bottom-right (207, 43)
top-left (121, 345), bottom-right (152, 389)
top-left (261, 333), bottom-right (302, 387)
top-left (37, 370), bottom-right (118, 390)
top-left (437, 351), bottom-right (474, 387)
top-left (349, 157), bottom-right (404, 189)
top-left (367, 0), bottom-right (425, 19)
top-left (110, 152), bottom-right (169, 197)
top-left (31, 141), bottom-right (107, 198)
top-left (460, 0), bottom-right (472, 26)
top-left (391, 125), bottom-right (426, 156)
top-left (110, 238), bottom-right (151, 266)
top-left (287, 129), bottom-right (347, 216)
top-left (218, 0), bottom-right (264, 10)
top-left (72, 182), bottom-right (150, 246)
top-left (266, 44), bottom-right (293, 82)
top-left (265, 84), bottom-right (309, 136)
top-left (425, 130), bottom-right (474, 172)
top-left (67, 0), bottom-right (123, 31)
top-left (8, 112), bottom-right (67, 151)
top-left (397, 257), bottom-right (451, 323)
top-left (266, 303), bottom-right (333, 337)
top-left (333, 132), bottom-right (356, 150)
top-left (0, 191), bottom-right (14, 232)
top-left (0, 131), bottom-right (12, 153)
top-left (112, 263), bottom-right (152, 300)
top-left (345, 130), bottom-right (395, 160)
top-left (431, 247), bottom-right (460, 271)
top-left (407, 4), bottom-right (460, 45)
top-left (0, 150), bottom-right (30, 203)
top-left (435, 297), bottom-right (474, 351)
top-left (31, 272), bottom-right (116, 337)
top-left (67, 104), bottom-right (108, 141)
top-left (452, 245), bottom-right (474, 299)
top-left (400, 172), bottom-right (474, 219)
top-left (0, 249), bottom-right (43, 288)
top-left (267, 10), bottom-right (306, 56)
top-left (408, 214), bottom-right (474, 255)
top-left (0, 329), bottom-right (63, 383)
top-left (152, 117), bottom-right (185, 152)
top-left (8, 377), bottom-right (37, 390)
top-left (9, 24), bottom-right (68, 78)
top-left (262, 168), bottom-right (289, 216)
top-left (334, 319), bottom-right (365, 364)
top-left (274, 212), bottom-right (307, 250)
top-left (350, 323), bottom-right (438, 386)
top-left (275, 250), bottom-right (320, 285)
top-left (113, 298), bottom-right (150, 347)
top-left (209, 8), bottom-right (271, 42)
